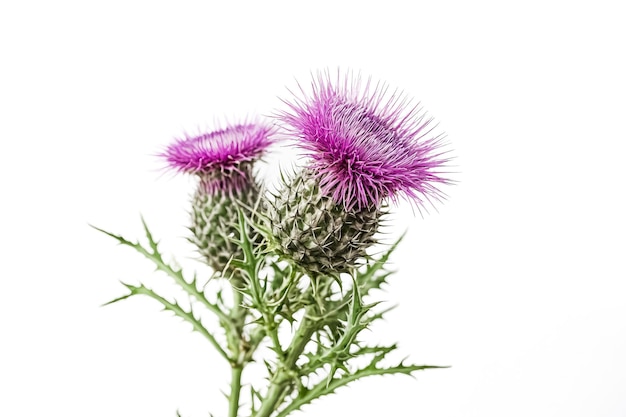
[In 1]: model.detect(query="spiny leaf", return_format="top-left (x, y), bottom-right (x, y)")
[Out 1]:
top-left (249, 385), bottom-right (263, 415)
top-left (91, 222), bottom-right (231, 326)
top-left (319, 234), bottom-right (405, 330)
top-left (101, 288), bottom-right (134, 307)
top-left (299, 319), bottom-right (373, 376)
top-left (362, 303), bottom-right (397, 325)
top-left (368, 345), bottom-right (397, 368)
top-left (233, 208), bottom-right (266, 291)
top-left (351, 344), bottom-right (396, 358)
top-left (140, 215), bottom-right (160, 259)
top-left (111, 282), bottom-right (231, 363)
top-left (356, 231), bottom-right (406, 294)
top-left (276, 361), bottom-right (445, 417)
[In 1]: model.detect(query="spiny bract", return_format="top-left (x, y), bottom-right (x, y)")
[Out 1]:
top-left (269, 169), bottom-right (380, 275)
top-left (191, 163), bottom-right (261, 273)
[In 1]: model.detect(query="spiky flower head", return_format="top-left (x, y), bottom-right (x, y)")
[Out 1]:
top-left (161, 122), bottom-right (274, 273)
top-left (269, 168), bottom-right (380, 275)
top-left (270, 71), bottom-right (452, 275)
top-left (162, 123), bottom-right (274, 195)
top-left (277, 70), bottom-right (452, 211)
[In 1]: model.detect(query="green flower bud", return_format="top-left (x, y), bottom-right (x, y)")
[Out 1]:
top-left (269, 169), bottom-right (381, 275)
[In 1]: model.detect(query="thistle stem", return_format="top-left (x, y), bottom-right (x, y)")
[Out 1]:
top-left (253, 278), bottom-right (334, 417)
top-left (266, 320), bottom-right (284, 359)
top-left (228, 365), bottom-right (243, 417)
top-left (227, 275), bottom-right (247, 417)
top-left (254, 307), bottom-right (320, 417)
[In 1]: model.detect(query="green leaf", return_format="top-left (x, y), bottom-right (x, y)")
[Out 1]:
top-left (277, 360), bottom-right (446, 417)
top-left (109, 282), bottom-right (231, 363)
top-left (298, 290), bottom-right (381, 377)
top-left (356, 231), bottom-right (406, 295)
top-left (319, 233), bottom-right (405, 337)
top-left (91, 222), bottom-right (231, 326)
top-left (249, 384), bottom-right (263, 415)
top-left (101, 291), bottom-right (134, 307)
top-left (140, 215), bottom-right (160, 256)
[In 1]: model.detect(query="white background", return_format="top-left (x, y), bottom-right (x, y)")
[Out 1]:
top-left (1, 1), bottom-right (625, 416)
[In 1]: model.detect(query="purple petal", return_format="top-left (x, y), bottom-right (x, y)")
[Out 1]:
top-left (276, 70), bottom-right (453, 211)
top-left (161, 123), bottom-right (275, 175)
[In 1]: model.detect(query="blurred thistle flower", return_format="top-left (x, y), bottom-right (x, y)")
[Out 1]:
top-left (161, 122), bottom-right (274, 273)
top-left (270, 70), bottom-right (453, 275)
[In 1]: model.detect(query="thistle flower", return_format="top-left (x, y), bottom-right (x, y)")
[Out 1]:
top-left (163, 123), bottom-right (273, 194)
top-left (278, 70), bottom-right (451, 211)
top-left (270, 168), bottom-right (380, 274)
top-left (161, 122), bottom-right (274, 273)
top-left (271, 71), bottom-right (452, 274)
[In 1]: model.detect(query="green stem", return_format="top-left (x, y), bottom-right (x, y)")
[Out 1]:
top-left (266, 320), bottom-right (284, 359)
top-left (229, 365), bottom-right (243, 417)
top-left (253, 276), bottom-right (336, 417)
top-left (227, 275), bottom-right (248, 417)
top-left (254, 308), bottom-right (319, 417)
top-left (227, 280), bottom-right (246, 361)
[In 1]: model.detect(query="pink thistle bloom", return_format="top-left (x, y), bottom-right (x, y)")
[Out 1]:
top-left (161, 122), bottom-right (275, 194)
top-left (276, 70), bottom-right (453, 211)
top-left (160, 122), bottom-right (274, 271)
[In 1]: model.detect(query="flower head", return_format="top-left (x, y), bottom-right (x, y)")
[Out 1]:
top-left (276, 70), bottom-right (452, 211)
top-left (161, 122), bottom-right (274, 194)
top-left (159, 121), bottom-right (273, 272)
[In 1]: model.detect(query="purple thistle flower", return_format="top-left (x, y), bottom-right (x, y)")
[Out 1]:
top-left (161, 122), bottom-right (274, 194)
top-left (160, 121), bottom-right (274, 272)
top-left (276, 70), bottom-right (453, 211)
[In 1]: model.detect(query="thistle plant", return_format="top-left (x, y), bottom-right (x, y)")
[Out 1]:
top-left (94, 71), bottom-right (453, 417)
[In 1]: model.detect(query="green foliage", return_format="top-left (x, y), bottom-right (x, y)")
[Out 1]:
top-left (94, 213), bottom-right (445, 417)
top-left (92, 219), bottom-right (230, 327)
top-left (105, 281), bottom-right (230, 362)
